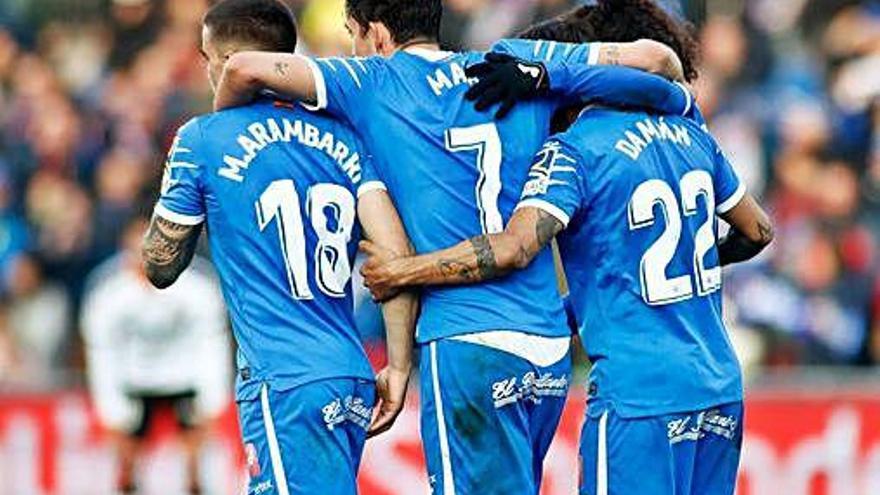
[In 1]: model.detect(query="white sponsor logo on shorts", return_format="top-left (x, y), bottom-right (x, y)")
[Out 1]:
top-left (491, 371), bottom-right (569, 408)
top-left (667, 409), bottom-right (738, 444)
top-left (322, 395), bottom-right (373, 431)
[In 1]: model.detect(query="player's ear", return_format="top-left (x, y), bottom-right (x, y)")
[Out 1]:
top-left (368, 22), bottom-right (395, 56)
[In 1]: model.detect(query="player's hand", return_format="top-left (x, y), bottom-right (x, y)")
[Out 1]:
top-left (359, 240), bottom-right (402, 302)
top-left (465, 52), bottom-right (550, 119)
top-left (368, 365), bottom-right (411, 438)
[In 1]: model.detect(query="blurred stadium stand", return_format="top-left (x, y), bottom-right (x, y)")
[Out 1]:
top-left (0, 1), bottom-right (879, 494)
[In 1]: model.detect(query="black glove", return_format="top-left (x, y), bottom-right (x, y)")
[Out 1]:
top-left (464, 52), bottom-right (550, 119)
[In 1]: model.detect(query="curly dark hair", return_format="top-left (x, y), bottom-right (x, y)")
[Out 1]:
top-left (518, 0), bottom-right (700, 82)
top-left (345, 0), bottom-right (443, 45)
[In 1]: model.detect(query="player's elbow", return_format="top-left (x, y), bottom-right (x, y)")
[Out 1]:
top-left (143, 262), bottom-right (180, 290)
top-left (752, 220), bottom-right (775, 249)
top-left (634, 39), bottom-right (683, 81)
top-left (494, 235), bottom-right (530, 272)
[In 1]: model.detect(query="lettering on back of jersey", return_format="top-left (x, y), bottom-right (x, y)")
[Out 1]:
top-left (219, 117), bottom-right (362, 184)
top-left (426, 61), bottom-right (477, 96)
top-left (615, 116), bottom-right (693, 161)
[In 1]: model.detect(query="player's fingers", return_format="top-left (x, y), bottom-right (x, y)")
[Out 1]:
top-left (464, 62), bottom-right (494, 79)
top-left (495, 98), bottom-right (516, 119)
top-left (464, 77), bottom-right (495, 101)
top-left (484, 52), bottom-right (514, 64)
top-left (474, 85), bottom-right (507, 112)
top-left (359, 240), bottom-right (377, 256)
top-left (367, 405), bottom-right (402, 438)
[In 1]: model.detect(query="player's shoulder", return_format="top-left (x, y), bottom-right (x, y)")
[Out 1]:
top-left (491, 38), bottom-right (591, 63)
top-left (559, 108), bottom-right (627, 153)
top-left (172, 114), bottom-right (206, 142)
top-left (491, 38), bottom-right (537, 57)
top-left (314, 55), bottom-right (386, 83)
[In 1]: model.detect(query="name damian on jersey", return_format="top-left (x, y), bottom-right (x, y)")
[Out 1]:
top-left (614, 116), bottom-right (693, 161)
top-left (218, 116), bottom-right (364, 184)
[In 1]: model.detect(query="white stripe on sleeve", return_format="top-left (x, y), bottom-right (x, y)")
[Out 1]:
top-left (716, 183), bottom-right (747, 214)
top-left (587, 42), bottom-right (602, 66)
top-left (357, 180), bottom-right (388, 198)
top-left (302, 56), bottom-right (328, 111)
top-left (154, 203), bottom-right (205, 226)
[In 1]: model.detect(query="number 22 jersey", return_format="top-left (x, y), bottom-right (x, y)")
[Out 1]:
top-left (155, 99), bottom-right (381, 400)
top-left (518, 107), bottom-right (745, 417)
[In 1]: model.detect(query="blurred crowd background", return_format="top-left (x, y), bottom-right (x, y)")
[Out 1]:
top-left (0, 0), bottom-right (878, 390)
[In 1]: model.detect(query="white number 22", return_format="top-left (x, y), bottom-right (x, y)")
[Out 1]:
top-left (628, 170), bottom-right (720, 306)
top-left (256, 179), bottom-right (355, 300)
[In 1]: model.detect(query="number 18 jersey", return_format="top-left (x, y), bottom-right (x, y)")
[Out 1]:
top-left (518, 108), bottom-right (745, 417)
top-left (155, 99), bottom-right (380, 400)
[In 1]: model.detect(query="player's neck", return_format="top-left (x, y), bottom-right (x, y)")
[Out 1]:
top-left (394, 37), bottom-right (440, 55)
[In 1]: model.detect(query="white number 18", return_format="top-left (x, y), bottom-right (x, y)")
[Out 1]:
top-left (256, 179), bottom-right (355, 300)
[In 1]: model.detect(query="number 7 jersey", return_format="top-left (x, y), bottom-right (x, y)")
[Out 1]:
top-left (154, 100), bottom-right (380, 400)
top-left (304, 40), bottom-right (691, 342)
top-left (518, 107), bottom-right (745, 418)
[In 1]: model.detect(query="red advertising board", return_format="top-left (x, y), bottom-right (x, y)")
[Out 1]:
top-left (1, 390), bottom-right (879, 495)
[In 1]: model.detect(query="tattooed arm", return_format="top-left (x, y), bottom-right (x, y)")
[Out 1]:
top-left (214, 52), bottom-right (318, 110)
top-left (717, 193), bottom-right (774, 266)
top-left (142, 216), bottom-right (203, 289)
top-left (597, 40), bottom-right (684, 82)
top-left (360, 207), bottom-right (564, 300)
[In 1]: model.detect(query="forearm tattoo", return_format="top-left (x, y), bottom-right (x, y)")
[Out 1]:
top-left (471, 236), bottom-right (500, 279)
top-left (603, 44), bottom-right (621, 66)
top-left (275, 61), bottom-right (290, 77)
top-left (142, 216), bottom-right (201, 288)
top-left (438, 259), bottom-right (478, 282)
top-left (536, 210), bottom-right (562, 248)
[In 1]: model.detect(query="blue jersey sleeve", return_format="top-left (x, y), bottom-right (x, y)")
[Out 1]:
top-left (305, 56), bottom-right (383, 127)
top-left (492, 38), bottom-right (596, 65)
top-left (515, 139), bottom-right (586, 228)
top-left (155, 119), bottom-right (206, 225)
top-left (357, 151), bottom-right (388, 198)
top-left (712, 142), bottom-right (746, 214)
top-left (547, 64), bottom-right (692, 116)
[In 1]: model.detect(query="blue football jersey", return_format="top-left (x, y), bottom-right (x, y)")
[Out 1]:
top-left (306, 40), bottom-right (691, 342)
top-left (518, 108), bottom-right (745, 417)
top-left (155, 99), bottom-right (380, 400)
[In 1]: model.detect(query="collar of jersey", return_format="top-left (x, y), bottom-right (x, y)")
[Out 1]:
top-left (402, 46), bottom-right (454, 62)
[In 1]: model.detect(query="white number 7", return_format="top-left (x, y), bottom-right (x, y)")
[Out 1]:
top-left (446, 123), bottom-right (504, 234)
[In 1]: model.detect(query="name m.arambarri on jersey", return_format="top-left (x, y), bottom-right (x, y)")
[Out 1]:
top-left (218, 116), bottom-right (364, 183)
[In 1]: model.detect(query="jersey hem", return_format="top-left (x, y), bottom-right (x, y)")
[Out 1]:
top-left (236, 371), bottom-right (376, 402)
top-left (416, 324), bottom-right (570, 344)
top-left (586, 392), bottom-right (744, 420)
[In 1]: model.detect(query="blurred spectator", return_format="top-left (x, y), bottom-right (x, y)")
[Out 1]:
top-left (81, 217), bottom-right (230, 494)
top-left (5, 253), bottom-right (70, 383)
